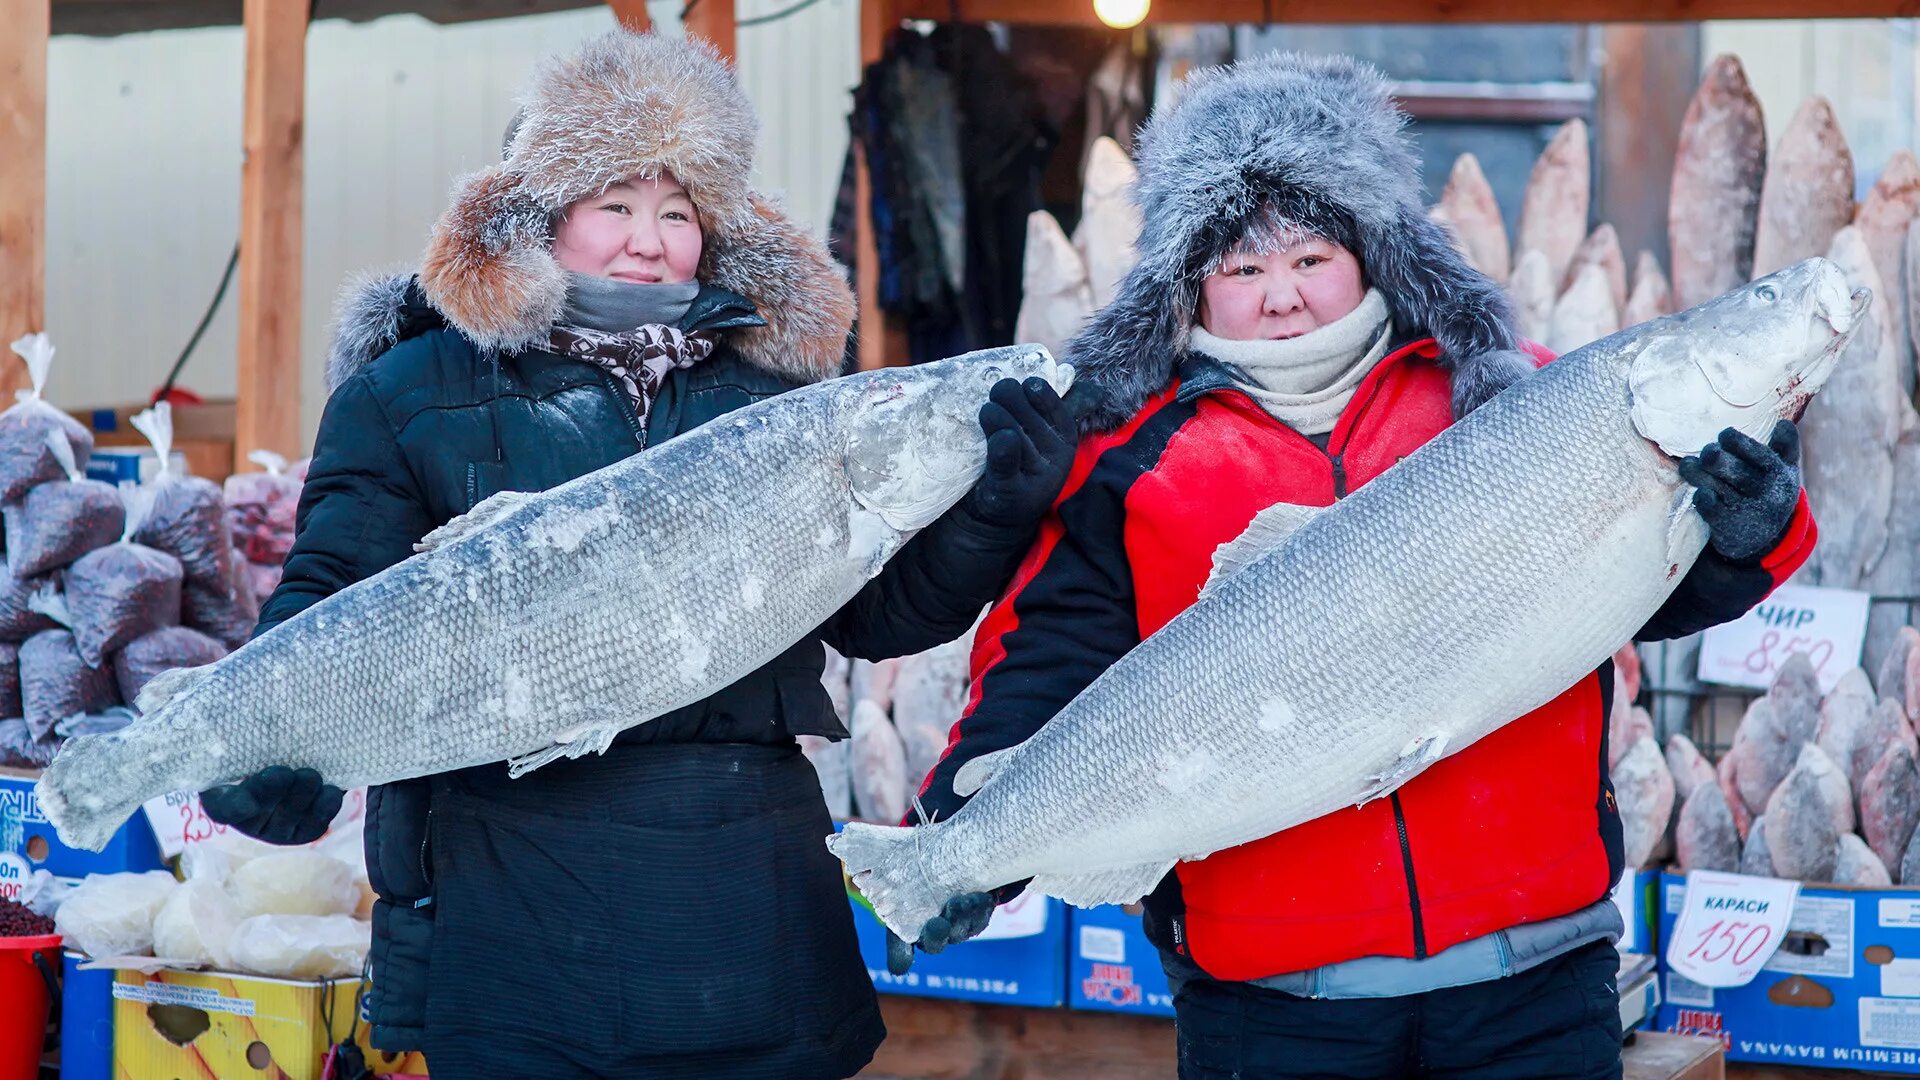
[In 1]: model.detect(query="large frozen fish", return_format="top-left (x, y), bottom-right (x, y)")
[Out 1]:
top-left (1547, 262), bottom-right (1621, 355)
top-left (1800, 228), bottom-right (1904, 589)
top-left (1854, 152), bottom-right (1920, 393)
top-left (831, 261), bottom-right (1863, 939)
top-left (1437, 153), bottom-right (1510, 282)
top-left (1669, 55), bottom-right (1767, 311)
top-left (1516, 120), bottom-right (1591, 286)
top-left (1074, 136), bottom-right (1143, 311)
top-left (37, 348), bottom-right (1076, 850)
top-left (1614, 735), bottom-right (1675, 869)
top-left (1623, 252), bottom-right (1675, 328)
top-left (1510, 249), bottom-right (1557, 344)
top-left (1752, 97), bottom-right (1855, 279)
top-left (1014, 211), bottom-right (1095, 361)
top-left (1566, 225), bottom-right (1628, 317)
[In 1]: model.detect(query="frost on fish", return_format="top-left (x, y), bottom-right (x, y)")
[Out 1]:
top-left (1565, 225), bottom-right (1628, 317)
top-left (1015, 210), bottom-right (1095, 360)
top-left (1546, 263), bottom-right (1619, 356)
top-left (1669, 55), bottom-right (1766, 310)
top-left (1753, 97), bottom-right (1855, 279)
top-left (1764, 745), bottom-right (1847, 881)
top-left (1678, 782), bottom-right (1743, 873)
top-left (1516, 120), bottom-right (1590, 286)
top-left (894, 632), bottom-right (972, 788)
top-left (1854, 151), bottom-right (1920, 397)
top-left (850, 699), bottom-right (907, 824)
top-left (34, 347), bottom-right (1074, 851)
top-left (1740, 814), bottom-right (1774, 876)
top-left (1834, 832), bottom-right (1893, 886)
top-left (1074, 136), bottom-right (1143, 311)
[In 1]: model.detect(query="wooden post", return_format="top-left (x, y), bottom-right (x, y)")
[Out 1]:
top-left (1596, 24), bottom-right (1700, 273)
top-left (685, 0), bottom-right (737, 61)
top-left (235, 0), bottom-right (307, 469)
top-left (0, 0), bottom-right (48, 400)
top-left (607, 0), bottom-right (654, 31)
top-left (855, 0), bottom-right (907, 369)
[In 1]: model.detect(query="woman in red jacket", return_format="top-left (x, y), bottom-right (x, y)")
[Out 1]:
top-left (904, 53), bottom-right (1814, 1079)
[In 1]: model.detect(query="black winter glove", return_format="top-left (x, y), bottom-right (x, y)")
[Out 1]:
top-left (958, 378), bottom-right (1077, 530)
top-left (201, 765), bottom-right (344, 846)
top-left (885, 891), bottom-right (998, 975)
top-left (1678, 421), bottom-right (1803, 564)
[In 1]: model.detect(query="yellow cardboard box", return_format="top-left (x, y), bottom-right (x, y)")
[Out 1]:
top-left (113, 967), bottom-right (428, 1079)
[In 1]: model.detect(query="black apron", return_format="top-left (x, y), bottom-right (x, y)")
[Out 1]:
top-left (419, 742), bottom-right (884, 1080)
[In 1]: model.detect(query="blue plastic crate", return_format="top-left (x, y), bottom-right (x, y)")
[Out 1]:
top-left (59, 951), bottom-right (113, 1080)
top-left (0, 772), bottom-right (167, 880)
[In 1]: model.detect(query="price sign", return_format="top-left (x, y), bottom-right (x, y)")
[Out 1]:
top-left (0, 852), bottom-right (30, 903)
top-left (141, 791), bottom-right (226, 859)
top-left (973, 891), bottom-right (1050, 941)
top-left (1697, 583), bottom-right (1869, 695)
top-left (1664, 870), bottom-right (1800, 988)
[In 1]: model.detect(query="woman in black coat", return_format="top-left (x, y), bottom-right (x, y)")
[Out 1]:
top-left (200, 31), bottom-right (1075, 1080)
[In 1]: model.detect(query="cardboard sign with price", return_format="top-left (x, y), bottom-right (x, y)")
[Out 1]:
top-left (1697, 583), bottom-right (1869, 696)
top-left (140, 787), bottom-right (367, 859)
top-left (1665, 870), bottom-right (1801, 988)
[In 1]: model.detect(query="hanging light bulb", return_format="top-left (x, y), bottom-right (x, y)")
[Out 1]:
top-left (1093, 0), bottom-right (1149, 29)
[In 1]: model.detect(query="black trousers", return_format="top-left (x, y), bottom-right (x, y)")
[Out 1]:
top-left (1174, 941), bottom-right (1624, 1080)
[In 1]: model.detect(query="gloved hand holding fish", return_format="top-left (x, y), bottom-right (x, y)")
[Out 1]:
top-left (35, 346), bottom-right (1074, 851)
top-left (828, 259), bottom-right (1865, 945)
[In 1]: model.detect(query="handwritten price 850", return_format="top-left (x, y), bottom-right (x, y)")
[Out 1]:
top-left (1742, 632), bottom-right (1835, 677)
top-left (1686, 918), bottom-right (1774, 967)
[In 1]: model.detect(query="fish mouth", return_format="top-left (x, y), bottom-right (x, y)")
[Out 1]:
top-left (1821, 285), bottom-right (1870, 336)
top-left (1035, 349), bottom-right (1076, 397)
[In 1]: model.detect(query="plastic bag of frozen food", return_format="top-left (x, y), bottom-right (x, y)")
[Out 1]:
top-left (224, 451), bottom-right (301, 565)
top-left (128, 404), bottom-right (233, 594)
top-left (112, 626), bottom-right (226, 706)
top-left (53, 870), bottom-right (178, 958)
top-left (3, 433), bottom-right (124, 579)
top-left (64, 491), bottom-right (184, 667)
top-left (228, 914), bottom-right (369, 979)
top-left (0, 334), bottom-right (93, 505)
top-left (18, 628), bottom-right (118, 738)
top-left (151, 876), bottom-right (243, 968)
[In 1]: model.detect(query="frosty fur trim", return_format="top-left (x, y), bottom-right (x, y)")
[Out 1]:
top-left (347, 31), bottom-right (850, 387)
top-left (1066, 52), bottom-right (1526, 431)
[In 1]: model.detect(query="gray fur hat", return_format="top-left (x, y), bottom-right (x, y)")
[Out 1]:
top-left (1066, 52), bottom-right (1535, 431)
top-left (328, 31), bottom-right (852, 390)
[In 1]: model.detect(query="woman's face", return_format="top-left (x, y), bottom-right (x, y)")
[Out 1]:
top-left (1197, 236), bottom-right (1366, 341)
top-left (553, 172), bottom-right (704, 285)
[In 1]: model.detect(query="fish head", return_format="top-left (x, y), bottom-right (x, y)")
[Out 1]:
top-left (1627, 257), bottom-right (1866, 457)
top-left (842, 345), bottom-right (1076, 532)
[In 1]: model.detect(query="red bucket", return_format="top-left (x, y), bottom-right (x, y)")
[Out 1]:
top-left (0, 933), bottom-right (61, 1080)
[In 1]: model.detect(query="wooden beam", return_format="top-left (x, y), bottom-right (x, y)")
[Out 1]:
top-left (0, 0), bottom-right (48, 401)
top-left (606, 0), bottom-right (652, 30)
top-left (1595, 24), bottom-right (1699, 276)
top-left (235, 0), bottom-right (307, 469)
top-left (684, 0), bottom-right (736, 61)
top-left (889, 0), bottom-right (1920, 23)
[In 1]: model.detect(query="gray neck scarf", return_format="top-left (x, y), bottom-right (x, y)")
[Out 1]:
top-left (562, 273), bottom-right (699, 333)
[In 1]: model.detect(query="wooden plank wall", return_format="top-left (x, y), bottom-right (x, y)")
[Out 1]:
top-left (0, 0), bottom-right (48, 400)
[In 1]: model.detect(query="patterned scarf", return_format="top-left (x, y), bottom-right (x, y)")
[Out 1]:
top-left (548, 323), bottom-right (716, 431)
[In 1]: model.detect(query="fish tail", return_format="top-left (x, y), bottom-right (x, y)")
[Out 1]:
top-left (826, 822), bottom-right (954, 943)
top-left (36, 732), bottom-right (144, 852)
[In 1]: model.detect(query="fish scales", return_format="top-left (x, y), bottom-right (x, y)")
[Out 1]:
top-left (833, 260), bottom-right (1862, 939)
top-left (38, 349), bottom-right (1073, 849)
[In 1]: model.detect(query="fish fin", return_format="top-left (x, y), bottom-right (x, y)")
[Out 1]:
top-left (1200, 503), bottom-right (1323, 600)
top-left (135, 665), bottom-right (214, 713)
top-left (828, 822), bottom-right (956, 942)
top-left (1357, 732), bottom-right (1451, 806)
top-left (1029, 861), bottom-right (1177, 908)
top-left (1666, 488), bottom-right (1704, 568)
top-left (952, 744), bottom-right (1024, 798)
top-left (414, 490), bottom-right (536, 554)
top-left (506, 720), bottom-right (624, 779)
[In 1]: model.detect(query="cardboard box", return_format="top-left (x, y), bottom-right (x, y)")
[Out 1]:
top-left (1, 769), bottom-right (168, 881)
top-left (85, 448), bottom-right (188, 486)
top-left (1652, 869), bottom-right (1920, 1073)
top-left (113, 967), bottom-right (427, 1080)
top-left (1619, 867), bottom-right (1662, 956)
top-left (1067, 904), bottom-right (1176, 1017)
top-left (84, 399), bottom-right (238, 482)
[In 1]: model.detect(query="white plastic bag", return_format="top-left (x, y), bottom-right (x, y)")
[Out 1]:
top-left (229, 850), bottom-right (359, 919)
top-left (227, 914), bottom-right (370, 979)
top-left (53, 870), bottom-right (178, 957)
top-left (151, 876), bottom-right (243, 968)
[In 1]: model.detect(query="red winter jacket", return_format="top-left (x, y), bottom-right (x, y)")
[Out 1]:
top-left (916, 338), bottom-right (1816, 981)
